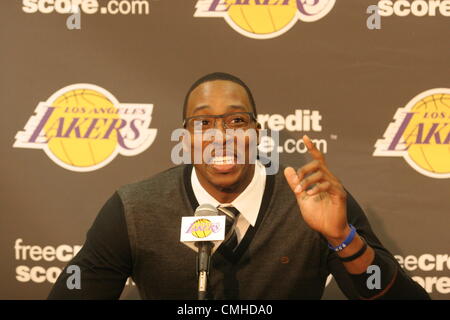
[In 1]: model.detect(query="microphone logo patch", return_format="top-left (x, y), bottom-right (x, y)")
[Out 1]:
top-left (187, 219), bottom-right (220, 238)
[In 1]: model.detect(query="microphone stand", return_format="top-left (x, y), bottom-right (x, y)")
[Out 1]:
top-left (196, 241), bottom-right (213, 300)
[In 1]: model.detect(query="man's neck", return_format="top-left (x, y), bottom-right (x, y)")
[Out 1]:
top-left (196, 165), bottom-right (255, 204)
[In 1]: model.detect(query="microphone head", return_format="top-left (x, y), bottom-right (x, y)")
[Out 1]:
top-left (194, 203), bottom-right (218, 217)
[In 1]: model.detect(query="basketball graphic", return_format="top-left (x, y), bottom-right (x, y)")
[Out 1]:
top-left (191, 219), bottom-right (213, 238)
top-left (194, 0), bottom-right (336, 39)
top-left (226, 0), bottom-right (298, 36)
top-left (44, 88), bottom-right (119, 168)
top-left (13, 84), bottom-right (158, 172)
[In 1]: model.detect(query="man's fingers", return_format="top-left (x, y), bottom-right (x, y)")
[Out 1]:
top-left (284, 167), bottom-right (300, 193)
top-left (297, 171), bottom-right (324, 194)
top-left (296, 160), bottom-right (321, 181)
top-left (287, 162), bottom-right (333, 192)
top-left (285, 136), bottom-right (344, 200)
top-left (305, 181), bottom-right (332, 196)
top-left (296, 160), bottom-right (336, 186)
top-left (303, 135), bottom-right (325, 163)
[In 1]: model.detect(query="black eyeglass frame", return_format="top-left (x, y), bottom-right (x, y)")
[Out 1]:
top-left (182, 111), bottom-right (257, 130)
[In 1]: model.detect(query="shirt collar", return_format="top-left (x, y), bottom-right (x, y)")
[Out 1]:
top-left (191, 161), bottom-right (266, 227)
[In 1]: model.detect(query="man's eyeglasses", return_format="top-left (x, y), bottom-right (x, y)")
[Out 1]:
top-left (183, 112), bottom-right (257, 132)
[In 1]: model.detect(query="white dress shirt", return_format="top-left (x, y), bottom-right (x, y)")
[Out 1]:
top-left (191, 160), bottom-right (267, 245)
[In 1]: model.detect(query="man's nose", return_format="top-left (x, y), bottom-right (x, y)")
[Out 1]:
top-left (211, 119), bottom-right (234, 145)
top-left (214, 118), bottom-right (226, 132)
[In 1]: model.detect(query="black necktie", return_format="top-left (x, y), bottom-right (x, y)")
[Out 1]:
top-left (217, 206), bottom-right (240, 253)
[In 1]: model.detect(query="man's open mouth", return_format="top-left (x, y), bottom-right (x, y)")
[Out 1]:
top-left (208, 156), bottom-right (238, 173)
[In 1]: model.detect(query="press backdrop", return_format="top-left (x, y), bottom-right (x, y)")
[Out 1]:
top-left (1, 0), bottom-right (449, 299)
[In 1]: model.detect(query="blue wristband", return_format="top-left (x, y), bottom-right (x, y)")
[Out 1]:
top-left (327, 225), bottom-right (356, 252)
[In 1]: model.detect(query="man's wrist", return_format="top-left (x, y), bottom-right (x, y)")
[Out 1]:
top-left (335, 234), bottom-right (376, 274)
top-left (325, 224), bottom-right (353, 247)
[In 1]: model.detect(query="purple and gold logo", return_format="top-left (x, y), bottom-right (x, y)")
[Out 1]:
top-left (374, 88), bottom-right (450, 179)
top-left (194, 0), bottom-right (336, 39)
top-left (186, 219), bottom-right (220, 238)
top-left (13, 84), bottom-right (157, 172)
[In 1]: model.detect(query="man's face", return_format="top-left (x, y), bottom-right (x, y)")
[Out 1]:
top-left (185, 80), bottom-right (258, 192)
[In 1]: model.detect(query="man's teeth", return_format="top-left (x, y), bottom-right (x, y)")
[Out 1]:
top-left (211, 156), bottom-right (235, 165)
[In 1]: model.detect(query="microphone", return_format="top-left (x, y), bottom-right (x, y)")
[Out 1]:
top-left (179, 204), bottom-right (235, 299)
top-left (193, 204), bottom-right (218, 300)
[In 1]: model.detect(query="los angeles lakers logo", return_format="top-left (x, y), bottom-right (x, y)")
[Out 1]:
top-left (374, 89), bottom-right (450, 179)
top-left (13, 84), bottom-right (157, 172)
top-left (186, 219), bottom-right (220, 238)
top-left (194, 0), bottom-right (336, 39)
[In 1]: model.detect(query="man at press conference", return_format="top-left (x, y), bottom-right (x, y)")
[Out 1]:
top-left (48, 72), bottom-right (430, 300)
